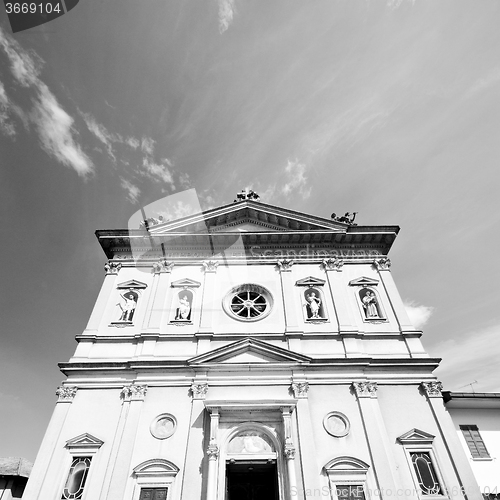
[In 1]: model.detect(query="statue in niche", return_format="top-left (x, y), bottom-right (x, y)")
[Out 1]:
top-left (305, 289), bottom-right (324, 319)
top-left (361, 289), bottom-right (379, 319)
top-left (118, 291), bottom-right (138, 322)
top-left (174, 291), bottom-right (192, 321)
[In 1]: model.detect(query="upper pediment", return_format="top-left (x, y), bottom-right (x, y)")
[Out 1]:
top-left (397, 428), bottom-right (435, 445)
top-left (148, 200), bottom-right (347, 235)
top-left (349, 277), bottom-right (379, 287)
top-left (187, 337), bottom-right (312, 365)
top-left (66, 433), bottom-right (104, 449)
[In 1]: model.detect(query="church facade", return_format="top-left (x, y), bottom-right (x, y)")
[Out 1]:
top-left (24, 196), bottom-right (481, 500)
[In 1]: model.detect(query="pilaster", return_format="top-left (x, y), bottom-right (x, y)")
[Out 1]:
top-left (352, 382), bottom-right (401, 499)
top-left (198, 261), bottom-right (218, 340)
top-left (144, 259), bottom-right (174, 331)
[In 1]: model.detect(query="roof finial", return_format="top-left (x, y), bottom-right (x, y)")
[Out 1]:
top-left (234, 188), bottom-right (260, 203)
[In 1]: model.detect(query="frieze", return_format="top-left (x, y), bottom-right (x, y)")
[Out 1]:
top-left (420, 381), bottom-right (443, 398)
top-left (352, 382), bottom-right (378, 398)
top-left (56, 386), bottom-right (77, 402)
top-left (121, 384), bottom-right (148, 401)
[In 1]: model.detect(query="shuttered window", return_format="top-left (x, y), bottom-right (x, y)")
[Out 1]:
top-left (460, 425), bottom-right (490, 459)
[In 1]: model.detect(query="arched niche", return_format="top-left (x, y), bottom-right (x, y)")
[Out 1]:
top-left (171, 289), bottom-right (194, 322)
top-left (303, 287), bottom-right (327, 321)
top-left (358, 287), bottom-right (384, 320)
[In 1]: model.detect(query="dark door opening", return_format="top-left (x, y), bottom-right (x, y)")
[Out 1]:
top-left (226, 462), bottom-right (278, 500)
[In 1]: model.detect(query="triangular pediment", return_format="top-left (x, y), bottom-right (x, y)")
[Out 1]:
top-left (117, 279), bottom-right (148, 289)
top-left (188, 338), bottom-right (312, 365)
top-left (171, 278), bottom-right (201, 288)
top-left (348, 277), bottom-right (379, 287)
top-left (148, 200), bottom-right (347, 235)
top-left (296, 276), bottom-right (326, 287)
top-left (397, 428), bottom-right (435, 445)
top-left (66, 433), bottom-right (104, 449)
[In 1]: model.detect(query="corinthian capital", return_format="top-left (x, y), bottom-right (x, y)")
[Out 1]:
top-left (277, 259), bottom-right (294, 272)
top-left (152, 259), bottom-right (174, 274)
top-left (352, 382), bottom-right (378, 398)
top-left (291, 382), bottom-right (309, 399)
top-left (284, 445), bottom-right (296, 460)
top-left (374, 257), bottom-right (391, 271)
top-left (191, 383), bottom-right (209, 399)
top-left (121, 384), bottom-right (148, 401)
top-left (322, 258), bottom-right (344, 271)
top-left (104, 261), bottom-right (122, 275)
top-left (203, 260), bottom-right (219, 273)
top-left (420, 381), bottom-right (443, 398)
top-left (207, 442), bottom-right (219, 460)
top-left (56, 386), bottom-right (77, 402)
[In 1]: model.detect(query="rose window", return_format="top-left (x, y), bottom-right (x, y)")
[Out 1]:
top-left (223, 284), bottom-right (273, 322)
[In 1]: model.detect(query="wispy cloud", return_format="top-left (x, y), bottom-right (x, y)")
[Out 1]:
top-left (126, 136), bottom-right (140, 149)
top-left (386, 0), bottom-right (416, 9)
top-left (81, 112), bottom-right (123, 161)
top-left (0, 26), bottom-right (94, 177)
top-left (464, 68), bottom-right (500, 98)
top-left (141, 137), bottom-right (155, 155)
top-left (433, 324), bottom-right (500, 392)
top-left (404, 300), bottom-right (434, 329)
top-left (120, 178), bottom-right (141, 204)
top-left (217, 0), bottom-right (235, 34)
top-left (141, 157), bottom-right (175, 187)
top-left (0, 80), bottom-right (16, 137)
top-left (282, 159), bottom-right (311, 199)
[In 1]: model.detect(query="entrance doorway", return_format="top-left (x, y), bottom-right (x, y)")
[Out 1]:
top-left (226, 462), bottom-right (278, 500)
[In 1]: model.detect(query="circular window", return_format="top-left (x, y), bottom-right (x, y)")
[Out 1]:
top-left (223, 284), bottom-right (273, 322)
top-left (323, 411), bottom-right (350, 438)
top-left (150, 414), bottom-right (177, 440)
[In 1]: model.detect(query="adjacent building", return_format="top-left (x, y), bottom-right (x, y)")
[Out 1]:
top-left (24, 194), bottom-right (482, 500)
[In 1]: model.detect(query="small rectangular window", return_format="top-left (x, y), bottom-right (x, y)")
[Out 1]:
top-left (139, 488), bottom-right (168, 500)
top-left (460, 425), bottom-right (490, 459)
top-left (335, 485), bottom-right (366, 500)
top-left (410, 452), bottom-right (443, 495)
top-left (62, 456), bottom-right (92, 499)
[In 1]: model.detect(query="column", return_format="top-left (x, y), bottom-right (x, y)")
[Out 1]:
top-left (352, 382), bottom-right (401, 499)
top-left (206, 407), bottom-right (220, 500)
top-left (23, 387), bottom-right (77, 500)
top-left (281, 406), bottom-right (299, 499)
top-left (323, 259), bottom-right (361, 356)
top-left (102, 385), bottom-right (147, 500)
top-left (84, 262), bottom-right (121, 333)
top-left (179, 383), bottom-right (209, 499)
top-left (277, 259), bottom-right (303, 351)
top-left (421, 382), bottom-right (482, 500)
top-left (291, 382), bottom-right (321, 498)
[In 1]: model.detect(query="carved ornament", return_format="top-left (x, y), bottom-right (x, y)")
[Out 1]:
top-left (207, 442), bottom-right (220, 460)
top-left (203, 261), bottom-right (219, 273)
top-left (277, 259), bottom-right (294, 272)
top-left (104, 261), bottom-right (122, 275)
top-left (322, 258), bottom-right (344, 272)
top-left (284, 445), bottom-right (296, 460)
top-left (420, 381), bottom-right (443, 398)
top-left (152, 260), bottom-right (174, 274)
top-left (121, 384), bottom-right (148, 401)
top-left (352, 382), bottom-right (378, 398)
top-left (56, 386), bottom-right (77, 402)
top-left (374, 257), bottom-right (391, 271)
top-left (291, 382), bottom-right (309, 399)
top-left (191, 383), bottom-right (209, 399)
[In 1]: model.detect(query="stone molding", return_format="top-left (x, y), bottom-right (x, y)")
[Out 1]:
top-left (291, 382), bottom-right (309, 399)
top-left (352, 382), bottom-right (378, 398)
top-left (104, 261), bottom-right (122, 275)
top-left (276, 259), bottom-right (294, 272)
top-left (374, 257), bottom-right (391, 271)
top-left (152, 260), bottom-right (175, 274)
top-left (121, 384), bottom-right (148, 401)
top-left (420, 381), bottom-right (443, 398)
top-left (191, 383), bottom-right (209, 399)
top-left (56, 386), bottom-right (77, 402)
top-left (322, 258), bottom-right (344, 271)
top-left (203, 261), bottom-right (219, 273)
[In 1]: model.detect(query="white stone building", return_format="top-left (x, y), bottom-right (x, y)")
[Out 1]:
top-left (443, 391), bottom-right (500, 499)
top-left (24, 195), bottom-right (482, 500)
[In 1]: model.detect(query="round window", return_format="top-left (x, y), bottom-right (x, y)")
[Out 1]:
top-left (223, 284), bottom-right (273, 322)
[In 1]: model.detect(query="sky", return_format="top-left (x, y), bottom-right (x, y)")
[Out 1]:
top-left (0, 0), bottom-right (499, 462)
